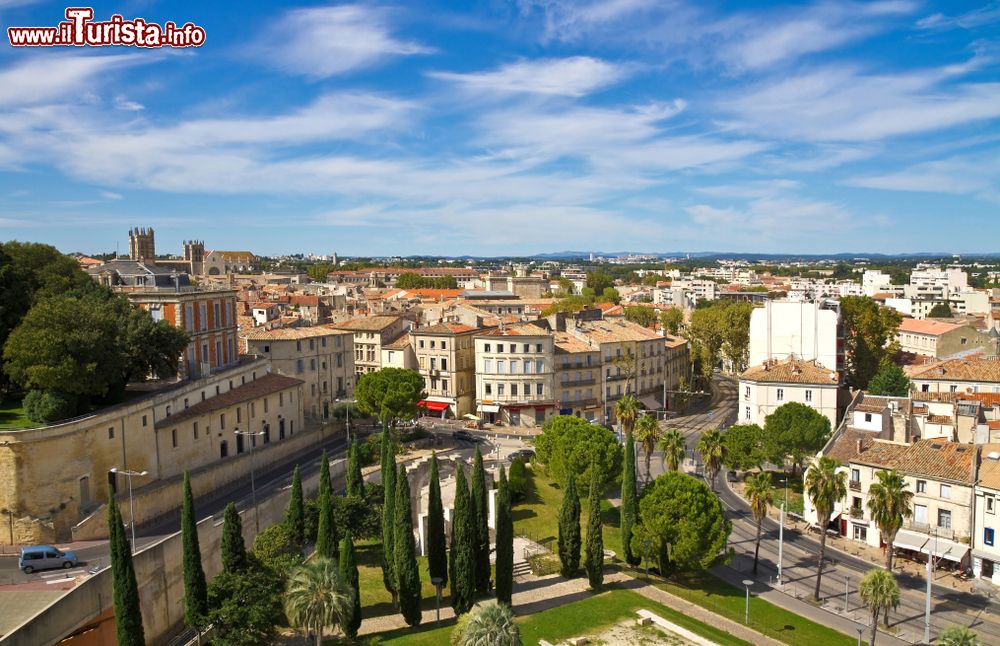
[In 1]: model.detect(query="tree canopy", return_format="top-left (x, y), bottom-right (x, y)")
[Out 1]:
top-left (534, 415), bottom-right (622, 493)
top-left (927, 303), bottom-right (953, 318)
top-left (840, 296), bottom-right (902, 389)
top-left (659, 308), bottom-right (683, 335)
top-left (624, 306), bottom-right (657, 328)
top-left (867, 363), bottom-right (912, 397)
top-left (722, 424), bottom-right (767, 472)
top-left (354, 368), bottom-right (426, 427)
top-left (685, 300), bottom-right (752, 384)
top-left (763, 402), bottom-right (832, 472)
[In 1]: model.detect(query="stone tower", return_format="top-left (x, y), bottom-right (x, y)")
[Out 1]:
top-left (128, 227), bottom-right (155, 261)
top-left (183, 240), bottom-right (205, 274)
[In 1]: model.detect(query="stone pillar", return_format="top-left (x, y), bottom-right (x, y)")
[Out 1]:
top-left (417, 513), bottom-right (428, 557)
top-left (488, 488), bottom-right (498, 530)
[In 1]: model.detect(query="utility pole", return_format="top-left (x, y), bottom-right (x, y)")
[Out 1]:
top-left (234, 428), bottom-right (265, 534)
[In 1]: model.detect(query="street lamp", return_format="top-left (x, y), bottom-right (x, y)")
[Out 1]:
top-left (777, 500), bottom-right (785, 588)
top-left (336, 398), bottom-right (355, 444)
top-left (431, 577), bottom-right (444, 624)
top-left (844, 574), bottom-right (850, 614)
top-left (742, 579), bottom-right (753, 625)
top-left (234, 428), bottom-right (266, 534)
top-left (856, 621), bottom-right (865, 646)
top-left (924, 528), bottom-right (939, 644)
top-left (110, 467), bottom-right (148, 552)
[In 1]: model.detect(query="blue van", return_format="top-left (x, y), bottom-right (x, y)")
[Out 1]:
top-left (19, 545), bottom-right (78, 574)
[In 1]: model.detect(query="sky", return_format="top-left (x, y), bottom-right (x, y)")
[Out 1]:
top-left (0, 0), bottom-right (998, 257)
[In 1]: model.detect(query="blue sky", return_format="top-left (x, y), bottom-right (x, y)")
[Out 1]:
top-left (0, 0), bottom-right (998, 257)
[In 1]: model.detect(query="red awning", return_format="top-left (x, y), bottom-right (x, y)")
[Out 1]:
top-left (418, 400), bottom-right (450, 412)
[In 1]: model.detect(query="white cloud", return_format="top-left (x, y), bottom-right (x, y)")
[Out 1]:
top-left (100, 191), bottom-right (123, 200)
top-left (0, 54), bottom-right (148, 107)
top-left (114, 96), bottom-right (145, 112)
top-left (685, 195), bottom-right (856, 236)
top-left (843, 153), bottom-right (1000, 200)
top-left (254, 5), bottom-right (433, 79)
top-left (519, 0), bottom-right (659, 43)
top-left (916, 3), bottom-right (1000, 30)
top-left (428, 57), bottom-right (628, 97)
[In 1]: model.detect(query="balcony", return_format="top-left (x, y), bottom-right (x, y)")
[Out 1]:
top-left (605, 373), bottom-right (629, 382)
top-left (849, 480), bottom-right (862, 492)
top-left (559, 377), bottom-right (596, 387)
top-left (850, 507), bottom-right (864, 520)
top-left (905, 521), bottom-right (954, 541)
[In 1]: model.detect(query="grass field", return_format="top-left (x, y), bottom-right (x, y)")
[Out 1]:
top-left (0, 398), bottom-right (31, 430)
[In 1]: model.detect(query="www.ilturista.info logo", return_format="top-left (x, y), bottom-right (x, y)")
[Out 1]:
top-left (8, 7), bottom-right (206, 48)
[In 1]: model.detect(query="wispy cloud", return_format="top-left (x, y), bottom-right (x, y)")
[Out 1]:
top-left (254, 5), bottom-right (434, 79)
top-left (916, 3), bottom-right (1000, 30)
top-left (0, 54), bottom-right (149, 107)
top-left (428, 57), bottom-right (628, 97)
top-left (844, 152), bottom-right (1000, 201)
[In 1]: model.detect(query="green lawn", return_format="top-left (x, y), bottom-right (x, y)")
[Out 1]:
top-left (355, 540), bottom-right (447, 618)
top-left (0, 398), bottom-right (31, 430)
top-left (375, 586), bottom-right (755, 645)
top-left (764, 470), bottom-right (805, 516)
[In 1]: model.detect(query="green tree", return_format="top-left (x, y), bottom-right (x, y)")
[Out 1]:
top-left (450, 465), bottom-right (475, 615)
top-left (220, 502), bottom-right (247, 573)
top-left (252, 522), bottom-right (303, 574)
top-left (354, 368), bottom-right (426, 429)
top-left (660, 307), bottom-right (683, 335)
top-left (452, 601), bottom-right (522, 646)
top-left (181, 473), bottom-right (208, 630)
top-left (334, 488), bottom-right (383, 540)
top-left (306, 263), bottom-right (335, 283)
top-left (394, 272), bottom-right (427, 290)
top-left (634, 413), bottom-right (660, 484)
top-left (584, 462), bottom-right (604, 589)
top-left (859, 568), bottom-right (900, 643)
top-left (495, 465), bottom-right (514, 605)
top-left (720, 302), bottom-right (754, 372)
top-left (696, 428), bottom-right (725, 491)
top-left (840, 296), bottom-right (902, 389)
top-left (286, 465), bottom-right (305, 549)
top-left (630, 472), bottom-right (730, 574)
top-left (108, 486), bottom-right (145, 646)
top-left (937, 626), bottom-right (982, 646)
top-left (586, 270), bottom-right (614, 294)
top-left (534, 415), bottom-right (622, 493)
top-left (471, 446), bottom-right (491, 595)
top-left (507, 456), bottom-right (528, 500)
top-left (558, 473), bottom-right (581, 578)
top-left (621, 430), bottom-right (639, 567)
top-left (347, 440), bottom-right (364, 498)
top-left (394, 465), bottom-right (422, 626)
top-left (207, 563), bottom-right (283, 646)
top-left (763, 403), bottom-right (832, 474)
top-left (316, 451), bottom-right (338, 559)
top-left (426, 453), bottom-right (448, 589)
top-left (380, 426), bottom-right (398, 604)
top-left (284, 557), bottom-right (354, 645)
top-left (114, 298), bottom-right (190, 384)
top-left (722, 424), bottom-right (767, 472)
top-left (339, 535), bottom-right (362, 639)
top-left (21, 389), bottom-right (76, 423)
top-left (614, 394), bottom-right (641, 434)
top-left (658, 428), bottom-right (686, 472)
top-left (805, 456), bottom-right (847, 601)
top-left (868, 364), bottom-right (912, 397)
top-left (866, 469), bottom-right (913, 571)
top-left (744, 472), bottom-right (774, 575)
top-left (928, 303), bottom-right (954, 318)
top-left (624, 305), bottom-right (658, 327)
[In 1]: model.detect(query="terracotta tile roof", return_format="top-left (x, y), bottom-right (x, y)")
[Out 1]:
top-left (926, 414), bottom-right (953, 424)
top-left (979, 444), bottom-right (1000, 491)
top-left (333, 315), bottom-right (403, 332)
top-left (478, 322), bottom-right (550, 337)
top-left (403, 289), bottom-right (464, 300)
top-left (825, 428), bottom-right (882, 464)
top-left (156, 373), bottom-right (302, 428)
top-left (244, 326), bottom-right (350, 341)
top-left (553, 332), bottom-right (597, 354)
top-left (908, 358), bottom-right (1000, 383)
top-left (413, 322), bottom-right (479, 335)
top-left (664, 335), bottom-right (688, 349)
top-left (912, 391), bottom-right (1000, 407)
top-left (740, 359), bottom-right (839, 385)
top-left (853, 394), bottom-right (909, 413)
top-left (829, 435), bottom-right (976, 484)
top-left (572, 319), bottom-right (662, 344)
top-left (899, 318), bottom-right (961, 336)
top-left (383, 333), bottom-right (411, 350)
top-left (289, 295), bottom-right (319, 307)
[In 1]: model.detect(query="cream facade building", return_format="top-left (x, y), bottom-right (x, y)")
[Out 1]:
top-left (738, 358), bottom-right (840, 429)
top-left (411, 323), bottom-right (479, 418)
top-left (554, 332), bottom-right (601, 421)
top-left (335, 315), bottom-right (411, 375)
top-left (475, 323), bottom-right (556, 428)
top-left (973, 446), bottom-right (1000, 586)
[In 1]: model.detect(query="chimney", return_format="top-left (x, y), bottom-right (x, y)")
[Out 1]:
top-left (856, 438), bottom-right (863, 454)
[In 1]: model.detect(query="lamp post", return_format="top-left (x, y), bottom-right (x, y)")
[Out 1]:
top-left (336, 398), bottom-right (355, 444)
top-left (777, 500), bottom-right (785, 587)
top-left (110, 467), bottom-right (148, 552)
top-left (844, 574), bottom-right (850, 614)
top-left (234, 428), bottom-right (265, 534)
top-left (856, 622), bottom-right (865, 646)
top-left (742, 579), bottom-right (753, 625)
top-left (924, 528), bottom-right (938, 644)
top-left (431, 577), bottom-right (444, 624)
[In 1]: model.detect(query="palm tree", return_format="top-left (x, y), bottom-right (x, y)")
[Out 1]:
top-left (634, 414), bottom-right (660, 483)
top-left (858, 568), bottom-right (900, 645)
top-left (696, 428), bottom-right (725, 491)
top-left (284, 557), bottom-right (354, 646)
top-left (866, 469), bottom-right (913, 571)
top-left (744, 472), bottom-right (774, 575)
top-left (805, 456), bottom-right (847, 601)
top-left (937, 626), bottom-right (982, 646)
top-left (453, 601), bottom-right (522, 646)
top-left (615, 394), bottom-right (641, 436)
top-left (658, 427), bottom-right (686, 472)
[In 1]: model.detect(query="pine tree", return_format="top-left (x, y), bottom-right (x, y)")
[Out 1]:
top-left (585, 461), bottom-right (604, 589)
top-left (108, 486), bottom-right (145, 646)
top-left (495, 464), bottom-right (514, 605)
top-left (181, 472), bottom-right (208, 629)
top-left (380, 427), bottom-right (398, 603)
top-left (220, 501), bottom-right (247, 573)
top-left (471, 445), bottom-right (490, 595)
top-left (286, 465), bottom-right (305, 548)
top-left (315, 450), bottom-right (338, 558)
top-left (450, 465), bottom-right (475, 615)
top-left (347, 440), bottom-right (364, 498)
top-left (339, 534), bottom-right (362, 639)
top-left (394, 465), bottom-right (422, 626)
top-left (558, 474), bottom-right (581, 579)
top-left (426, 452), bottom-right (448, 589)
top-left (621, 430), bottom-right (639, 566)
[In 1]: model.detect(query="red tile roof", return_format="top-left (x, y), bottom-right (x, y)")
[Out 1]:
top-left (898, 318), bottom-right (961, 336)
top-left (156, 373), bottom-right (302, 428)
top-left (740, 359), bottom-right (839, 385)
top-left (825, 434), bottom-right (975, 484)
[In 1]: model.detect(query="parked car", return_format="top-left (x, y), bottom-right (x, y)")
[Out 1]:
top-left (508, 449), bottom-right (535, 463)
top-left (726, 470), bottom-right (739, 483)
top-left (452, 430), bottom-right (480, 443)
top-left (19, 545), bottom-right (78, 574)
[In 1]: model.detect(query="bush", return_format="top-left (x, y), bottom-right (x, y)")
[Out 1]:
top-left (251, 522), bottom-right (302, 574)
top-left (23, 389), bottom-right (77, 423)
top-left (534, 416), bottom-right (621, 493)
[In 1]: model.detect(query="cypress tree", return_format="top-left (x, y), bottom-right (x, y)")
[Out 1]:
top-left (108, 486), bottom-right (145, 646)
top-left (495, 464), bottom-right (514, 605)
top-left (347, 440), bottom-right (364, 498)
top-left (584, 461), bottom-right (604, 590)
top-left (558, 473), bottom-right (581, 579)
top-left (449, 465), bottom-right (475, 615)
top-left (318, 449), bottom-right (331, 503)
top-left (315, 452), bottom-right (337, 558)
top-left (339, 534), bottom-right (362, 639)
top-left (380, 427), bottom-right (398, 603)
top-left (181, 472), bottom-right (208, 629)
top-left (394, 465), bottom-right (422, 626)
top-left (220, 501), bottom-right (247, 573)
top-left (286, 465), bottom-right (305, 548)
top-left (621, 430), bottom-right (639, 566)
top-left (470, 446), bottom-right (490, 595)
top-left (426, 452), bottom-right (448, 589)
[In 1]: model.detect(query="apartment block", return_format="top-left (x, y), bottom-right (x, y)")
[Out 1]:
top-left (411, 323), bottom-right (479, 418)
top-left (334, 315), bottom-right (411, 375)
top-left (474, 323), bottom-right (556, 428)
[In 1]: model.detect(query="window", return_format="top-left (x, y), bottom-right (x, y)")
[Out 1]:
top-left (441, 341), bottom-right (447, 349)
top-left (853, 525), bottom-right (867, 542)
top-left (510, 361), bottom-right (519, 374)
top-left (497, 360), bottom-right (505, 374)
top-left (537, 382), bottom-right (543, 396)
top-left (987, 496), bottom-right (995, 514)
top-left (142, 415), bottom-right (148, 427)
top-left (498, 384), bottom-right (505, 396)
top-left (937, 509), bottom-right (952, 529)
top-left (296, 359), bottom-right (304, 373)
top-left (498, 344), bottom-right (504, 352)
top-left (921, 384), bottom-right (930, 392)
top-left (220, 413), bottom-right (226, 429)
top-left (484, 343), bottom-right (491, 352)
top-left (511, 384), bottom-right (518, 396)
top-left (864, 413), bottom-right (872, 423)
top-left (536, 360), bottom-right (543, 373)
top-left (745, 386), bottom-right (750, 398)
top-left (916, 480), bottom-right (926, 493)
top-left (171, 429), bottom-right (178, 448)
top-left (236, 408), bottom-right (242, 424)
top-left (214, 303), bottom-right (221, 326)
top-left (950, 385), bottom-right (958, 393)
top-left (523, 343), bottom-right (530, 353)
top-left (914, 504), bottom-right (927, 524)
top-left (745, 406), bottom-right (750, 420)
top-left (108, 426), bottom-right (114, 440)
top-left (442, 379), bottom-right (449, 390)
top-left (310, 358), bottom-right (316, 370)
top-left (525, 360), bottom-right (533, 374)
top-left (851, 468), bottom-right (860, 482)
top-left (536, 343), bottom-right (542, 352)
top-left (430, 340), bottom-right (436, 349)
top-left (940, 484), bottom-right (951, 499)
top-left (485, 383), bottom-right (492, 395)
top-left (441, 358), bottom-right (448, 371)
top-left (419, 340), bottom-right (425, 348)
top-left (985, 527), bottom-right (995, 547)
top-left (280, 392), bottom-right (284, 406)
top-left (484, 359), bottom-right (493, 373)
top-left (193, 422), bottom-right (199, 439)
top-left (805, 390), bottom-right (813, 403)
top-left (776, 388), bottom-right (784, 402)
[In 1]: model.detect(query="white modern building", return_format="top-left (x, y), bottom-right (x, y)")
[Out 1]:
top-left (748, 300), bottom-right (842, 372)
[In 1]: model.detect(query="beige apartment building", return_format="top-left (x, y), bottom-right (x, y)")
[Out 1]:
top-left (554, 332), bottom-right (601, 420)
top-left (335, 315), bottom-right (410, 375)
top-left (738, 358), bottom-right (841, 429)
top-left (411, 323), bottom-right (480, 418)
top-left (973, 446), bottom-right (1000, 586)
top-left (909, 358), bottom-right (1000, 395)
top-left (381, 333), bottom-right (416, 370)
top-left (663, 334), bottom-right (691, 407)
top-left (475, 323), bottom-right (556, 428)
top-left (897, 318), bottom-right (996, 358)
top-left (244, 326), bottom-right (355, 421)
